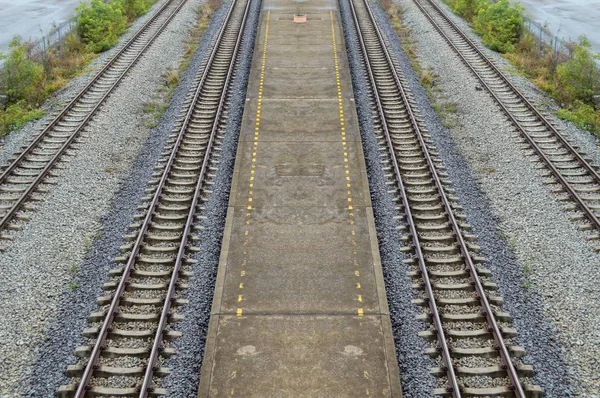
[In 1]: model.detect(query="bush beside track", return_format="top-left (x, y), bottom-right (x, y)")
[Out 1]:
top-left (0, 0), bottom-right (160, 136)
top-left (382, 0), bottom-right (600, 134)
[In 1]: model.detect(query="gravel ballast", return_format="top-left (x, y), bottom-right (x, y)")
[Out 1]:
top-left (340, 0), bottom-right (573, 396)
top-left (161, 0), bottom-right (260, 394)
top-left (389, 0), bottom-right (600, 395)
top-left (0, 0), bottom-right (220, 395)
top-left (339, 0), bottom-right (435, 395)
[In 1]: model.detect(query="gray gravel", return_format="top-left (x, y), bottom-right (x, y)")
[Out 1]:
top-left (394, 0), bottom-right (600, 395)
top-left (341, 0), bottom-right (574, 396)
top-left (161, 0), bottom-right (260, 395)
top-left (339, 0), bottom-right (434, 395)
top-left (0, 0), bottom-right (214, 395)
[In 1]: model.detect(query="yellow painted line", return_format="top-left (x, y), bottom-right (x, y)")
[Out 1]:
top-left (235, 10), bottom-right (271, 317)
top-left (331, 10), bottom-right (369, 319)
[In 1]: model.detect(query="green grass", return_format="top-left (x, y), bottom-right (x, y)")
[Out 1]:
top-left (433, 101), bottom-right (458, 128)
top-left (521, 261), bottom-right (533, 289)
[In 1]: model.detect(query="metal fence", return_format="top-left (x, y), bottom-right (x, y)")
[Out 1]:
top-left (26, 18), bottom-right (77, 59)
top-left (523, 16), bottom-right (574, 60)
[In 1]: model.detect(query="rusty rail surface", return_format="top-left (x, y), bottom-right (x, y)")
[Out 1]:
top-left (413, 0), bottom-right (600, 236)
top-left (346, 0), bottom-right (543, 395)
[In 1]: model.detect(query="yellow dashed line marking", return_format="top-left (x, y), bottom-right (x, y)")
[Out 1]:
top-left (236, 10), bottom-right (271, 318)
top-left (331, 10), bottom-right (365, 319)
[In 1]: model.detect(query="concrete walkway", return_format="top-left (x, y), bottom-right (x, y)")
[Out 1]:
top-left (198, 0), bottom-right (402, 395)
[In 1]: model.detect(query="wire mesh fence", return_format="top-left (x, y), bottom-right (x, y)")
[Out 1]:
top-left (523, 16), bottom-right (574, 60)
top-left (25, 18), bottom-right (77, 59)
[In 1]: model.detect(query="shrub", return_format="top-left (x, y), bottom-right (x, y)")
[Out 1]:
top-left (557, 101), bottom-right (600, 132)
top-left (119, 0), bottom-right (156, 20)
top-left (0, 37), bottom-right (45, 104)
top-left (76, 0), bottom-right (127, 53)
top-left (451, 0), bottom-right (482, 21)
top-left (555, 37), bottom-right (600, 104)
top-left (0, 102), bottom-right (44, 135)
top-left (473, 0), bottom-right (524, 53)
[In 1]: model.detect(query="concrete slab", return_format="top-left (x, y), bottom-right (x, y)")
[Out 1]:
top-left (231, 141), bottom-right (369, 207)
top-left (201, 315), bottom-right (396, 397)
top-left (217, 206), bottom-right (382, 315)
top-left (198, 0), bottom-right (401, 395)
top-left (263, 68), bottom-right (338, 99)
top-left (240, 98), bottom-right (359, 141)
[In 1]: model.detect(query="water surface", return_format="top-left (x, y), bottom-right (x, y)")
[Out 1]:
top-left (0, 0), bottom-right (83, 54)
top-left (517, 0), bottom-right (600, 53)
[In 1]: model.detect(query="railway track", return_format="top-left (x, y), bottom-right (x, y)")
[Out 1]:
top-left (346, 0), bottom-right (544, 395)
top-left (0, 0), bottom-right (189, 249)
top-left (412, 0), bottom-right (600, 240)
top-left (55, 0), bottom-right (252, 395)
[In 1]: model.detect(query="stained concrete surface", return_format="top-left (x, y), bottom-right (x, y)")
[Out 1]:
top-left (0, 0), bottom-right (83, 54)
top-left (518, 0), bottom-right (600, 53)
top-left (198, 0), bottom-right (402, 395)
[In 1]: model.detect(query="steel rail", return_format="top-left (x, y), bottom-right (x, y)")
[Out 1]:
top-left (139, 0), bottom-right (251, 393)
top-left (0, 0), bottom-right (187, 232)
top-left (413, 0), bottom-right (600, 233)
top-left (73, 0), bottom-right (243, 394)
top-left (348, 0), bottom-right (526, 395)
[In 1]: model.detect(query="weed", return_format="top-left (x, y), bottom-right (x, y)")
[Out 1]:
top-left (143, 101), bottom-right (159, 114)
top-left (69, 279), bottom-right (78, 289)
top-left (433, 101), bottom-right (458, 128)
top-left (521, 261), bottom-right (533, 289)
top-left (83, 234), bottom-right (94, 251)
top-left (420, 68), bottom-right (438, 91)
top-left (68, 261), bottom-right (80, 274)
top-left (162, 67), bottom-right (180, 91)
